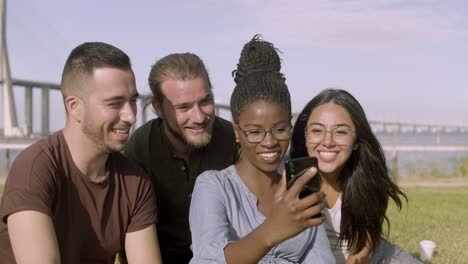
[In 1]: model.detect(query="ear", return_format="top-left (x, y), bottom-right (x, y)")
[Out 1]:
top-left (152, 98), bottom-right (163, 118)
top-left (65, 95), bottom-right (83, 122)
top-left (232, 124), bottom-right (240, 143)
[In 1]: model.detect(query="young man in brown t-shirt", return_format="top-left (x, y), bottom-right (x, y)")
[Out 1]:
top-left (0, 42), bottom-right (162, 263)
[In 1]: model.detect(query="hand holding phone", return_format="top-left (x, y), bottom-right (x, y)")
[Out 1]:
top-left (285, 156), bottom-right (320, 199)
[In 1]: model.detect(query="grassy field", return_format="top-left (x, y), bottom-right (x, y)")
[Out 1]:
top-left (386, 187), bottom-right (468, 263)
top-left (0, 185), bottom-right (466, 263)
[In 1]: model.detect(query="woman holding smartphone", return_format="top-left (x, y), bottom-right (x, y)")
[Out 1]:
top-left (188, 36), bottom-right (335, 263)
top-left (290, 89), bottom-right (421, 263)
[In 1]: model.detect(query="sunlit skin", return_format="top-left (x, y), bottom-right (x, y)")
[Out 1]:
top-left (153, 77), bottom-right (215, 158)
top-left (234, 100), bottom-right (291, 180)
top-left (224, 100), bottom-right (327, 263)
top-left (305, 102), bottom-right (372, 263)
top-left (7, 68), bottom-right (163, 264)
top-left (81, 68), bottom-right (138, 154)
top-left (63, 68), bottom-right (138, 182)
top-left (306, 102), bottom-right (357, 184)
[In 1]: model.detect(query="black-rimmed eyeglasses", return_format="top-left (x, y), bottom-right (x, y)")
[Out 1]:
top-left (235, 124), bottom-right (292, 143)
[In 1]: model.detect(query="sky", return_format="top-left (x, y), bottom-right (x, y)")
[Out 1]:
top-left (2, 0), bottom-right (468, 133)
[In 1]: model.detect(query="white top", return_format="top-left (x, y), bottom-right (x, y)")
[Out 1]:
top-left (323, 194), bottom-right (349, 264)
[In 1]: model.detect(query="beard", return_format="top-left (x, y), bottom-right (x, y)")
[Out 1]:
top-left (184, 130), bottom-right (212, 149)
top-left (165, 119), bottom-right (214, 150)
top-left (82, 118), bottom-right (108, 153)
top-left (81, 112), bottom-right (124, 154)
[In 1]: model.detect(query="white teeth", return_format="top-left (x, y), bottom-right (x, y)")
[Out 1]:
top-left (259, 152), bottom-right (278, 159)
top-left (319, 151), bottom-right (337, 157)
top-left (113, 129), bottom-right (128, 135)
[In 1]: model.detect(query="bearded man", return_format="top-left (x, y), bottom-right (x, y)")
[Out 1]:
top-left (124, 53), bottom-right (238, 264)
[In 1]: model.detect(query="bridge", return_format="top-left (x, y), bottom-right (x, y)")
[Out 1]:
top-left (0, 0), bottom-right (467, 178)
top-left (1, 77), bottom-right (467, 148)
top-left (370, 121), bottom-right (468, 134)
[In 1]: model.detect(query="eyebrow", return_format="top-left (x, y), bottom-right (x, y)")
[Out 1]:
top-left (103, 92), bottom-right (140, 102)
top-left (242, 120), bottom-right (290, 128)
top-left (309, 122), bottom-right (352, 128)
top-left (173, 93), bottom-right (213, 108)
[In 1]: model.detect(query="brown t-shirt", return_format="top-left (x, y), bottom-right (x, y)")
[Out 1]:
top-left (0, 131), bottom-right (157, 264)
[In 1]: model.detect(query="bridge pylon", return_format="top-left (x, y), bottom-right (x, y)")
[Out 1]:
top-left (1, 0), bottom-right (25, 138)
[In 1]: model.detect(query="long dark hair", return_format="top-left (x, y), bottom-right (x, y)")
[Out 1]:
top-left (290, 88), bottom-right (406, 254)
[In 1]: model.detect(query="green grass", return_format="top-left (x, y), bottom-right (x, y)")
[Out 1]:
top-left (1, 185), bottom-right (467, 263)
top-left (386, 187), bottom-right (468, 263)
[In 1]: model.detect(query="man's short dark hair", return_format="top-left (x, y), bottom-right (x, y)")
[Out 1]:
top-left (61, 42), bottom-right (132, 98)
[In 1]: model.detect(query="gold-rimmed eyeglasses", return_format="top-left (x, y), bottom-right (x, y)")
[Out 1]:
top-left (305, 123), bottom-right (355, 146)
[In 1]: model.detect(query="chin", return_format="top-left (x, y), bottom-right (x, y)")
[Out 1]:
top-left (185, 133), bottom-right (212, 148)
top-left (318, 164), bottom-right (336, 174)
top-left (259, 163), bottom-right (281, 174)
top-left (106, 142), bottom-right (126, 153)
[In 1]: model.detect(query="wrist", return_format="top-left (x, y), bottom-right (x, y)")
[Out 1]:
top-left (254, 221), bottom-right (278, 248)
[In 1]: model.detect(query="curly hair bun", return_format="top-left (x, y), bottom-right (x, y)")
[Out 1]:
top-left (232, 34), bottom-right (284, 84)
top-left (229, 34), bottom-right (291, 123)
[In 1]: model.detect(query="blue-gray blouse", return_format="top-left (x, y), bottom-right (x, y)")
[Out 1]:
top-left (189, 165), bottom-right (335, 263)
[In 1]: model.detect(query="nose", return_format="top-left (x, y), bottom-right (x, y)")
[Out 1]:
top-left (321, 131), bottom-right (335, 147)
top-left (260, 130), bottom-right (278, 146)
top-left (190, 104), bottom-right (206, 124)
top-left (121, 101), bottom-right (137, 125)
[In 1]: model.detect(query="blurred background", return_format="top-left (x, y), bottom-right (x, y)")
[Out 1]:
top-left (1, 0), bottom-right (468, 179)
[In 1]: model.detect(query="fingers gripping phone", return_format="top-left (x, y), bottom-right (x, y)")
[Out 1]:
top-left (285, 156), bottom-right (320, 199)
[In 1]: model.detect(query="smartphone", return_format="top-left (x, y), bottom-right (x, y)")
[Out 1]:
top-left (285, 156), bottom-right (320, 199)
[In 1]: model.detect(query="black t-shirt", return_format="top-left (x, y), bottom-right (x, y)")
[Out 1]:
top-left (125, 116), bottom-right (238, 262)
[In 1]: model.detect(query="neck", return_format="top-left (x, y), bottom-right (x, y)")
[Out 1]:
top-left (63, 125), bottom-right (109, 183)
top-left (320, 170), bottom-right (343, 209)
top-left (320, 168), bottom-right (342, 188)
top-left (235, 158), bottom-right (280, 199)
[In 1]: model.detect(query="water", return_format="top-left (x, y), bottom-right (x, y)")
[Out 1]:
top-left (378, 132), bottom-right (468, 177)
top-left (1, 132), bottom-right (467, 177)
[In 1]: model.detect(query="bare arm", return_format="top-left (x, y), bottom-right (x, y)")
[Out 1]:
top-left (8, 211), bottom-right (60, 264)
top-left (125, 224), bottom-right (162, 264)
top-left (223, 168), bottom-right (326, 264)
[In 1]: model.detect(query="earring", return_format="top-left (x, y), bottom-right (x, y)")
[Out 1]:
top-left (235, 138), bottom-right (239, 143)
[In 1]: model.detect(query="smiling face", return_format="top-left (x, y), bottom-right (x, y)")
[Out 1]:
top-left (234, 100), bottom-right (291, 174)
top-left (305, 102), bottom-right (357, 178)
top-left (154, 76), bottom-right (215, 149)
top-left (81, 68), bottom-right (138, 153)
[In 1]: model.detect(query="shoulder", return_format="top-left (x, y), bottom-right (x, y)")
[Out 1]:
top-left (194, 165), bottom-right (239, 193)
top-left (10, 132), bottom-right (63, 176)
top-left (208, 116), bottom-right (237, 156)
top-left (127, 119), bottom-right (160, 146)
top-left (125, 119), bottom-right (162, 169)
top-left (213, 116), bottom-right (234, 135)
top-left (1, 133), bottom-right (64, 221)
